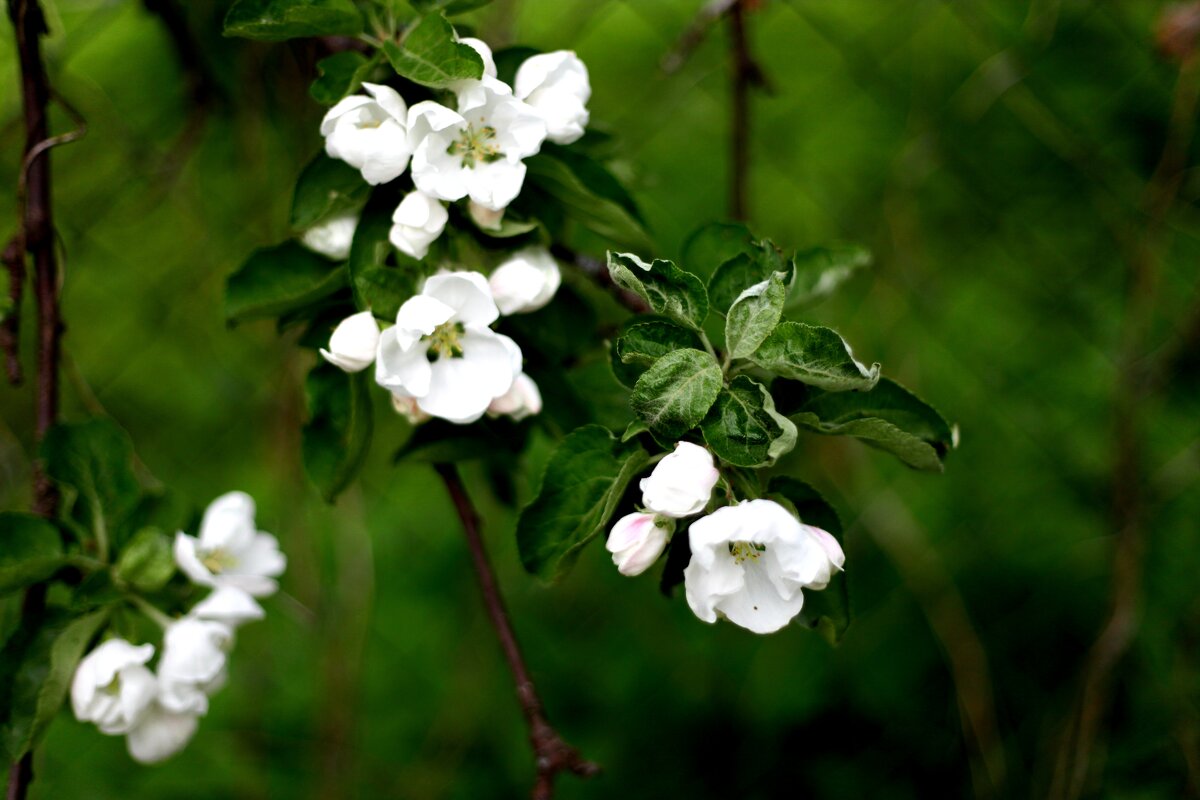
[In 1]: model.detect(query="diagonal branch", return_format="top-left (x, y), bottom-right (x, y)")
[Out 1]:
top-left (434, 463), bottom-right (599, 800)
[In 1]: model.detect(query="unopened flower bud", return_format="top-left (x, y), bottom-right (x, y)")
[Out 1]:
top-left (390, 190), bottom-right (448, 260)
top-left (301, 211), bottom-right (358, 261)
top-left (606, 512), bottom-right (673, 576)
top-left (488, 247), bottom-right (561, 315)
top-left (640, 442), bottom-right (719, 518)
top-left (488, 373), bottom-right (542, 421)
top-left (319, 311), bottom-right (381, 373)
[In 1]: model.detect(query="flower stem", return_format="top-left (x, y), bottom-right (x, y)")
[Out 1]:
top-left (128, 595), bottom-right (173, 630)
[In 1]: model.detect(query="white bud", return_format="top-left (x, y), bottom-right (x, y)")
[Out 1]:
top-left (126, 704), bottom-right (200, 764)
top-left (640, 442), bottom-right (719, 518)
top-left (389, 190), bottom-right (448, 260)
top-left (488, 373), bottom-right (542, 421)
top-left (319, 311), bottom-right (381, 373)
top-left (300, 211), bottom-right (358, 260)
top-left (514, 51), bottom-right (591, 145)
top-left (606, 512), bottom-right (672, 576)
top-left (488, 247), bottom-right (562, 315)
top-left (157, 618), bottom-right (234, 715)
top-left (71, 639), bottom-right (158, 735)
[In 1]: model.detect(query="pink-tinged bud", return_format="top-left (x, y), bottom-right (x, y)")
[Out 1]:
top-left (606, 512), bottom-right (673, 576)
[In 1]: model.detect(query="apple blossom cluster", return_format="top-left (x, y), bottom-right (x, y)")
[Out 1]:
top-left (304, 38), bottom-right (589, 426)
top-left (606, 443), bottom-right (845, 635)
top-left (70, 492), bottom-right (285, 763)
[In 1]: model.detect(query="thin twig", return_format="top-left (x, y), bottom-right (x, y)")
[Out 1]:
top-left (434, 463), bottom-right (599, 800)
top-left (1, 236), bottom-right (23, 385)
top-left (727, 0), bottom-right (766, 221)
top-left (550, 243), bottom-right (649, 314)
top-left (661, 0), bottom-right (738, 74)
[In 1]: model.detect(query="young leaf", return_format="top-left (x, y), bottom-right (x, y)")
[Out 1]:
top-left (700, 375), bottom-right (797, 468)
top-left (766, 478), bottom-right (849, 645)
top-left (524, 155), bottom-right (653, 253)
top-left (788, 243), bottom-right (871, 307)
top-left (681, 221), bottom-right (755, 280)
top-left (0, 514), bottom-right (65, 594)
top-left (226, 242), bottom-right (348, 323)
top-left (516, 425), bottom-right (649, 581)
top-left (302, 365), bottom-right (374, 503)
top-left (790, 377), bottom-right (955, 472)
top-left (223, 0), bottom-right (363, 40)
top-left (291, 153), bottom-right (371, 231)
top-left (610, 319), bottom-right (703, 389)
top-left (381, 12), bottom-right (484, 89)
top-left (749, 321), bottom-right (880, 392)
top-left (114, 528), bottom-right (176, 593)
top-left (725, 271), bottom-right (786, 359)
top-left (606, 252), bottom-right (709, 331)
top-left (310, 51), bottom-right (379, 106)
top-left (630, 348), bottom-right (723, 439)
top-left (707, 240), bottom-right (790, 315)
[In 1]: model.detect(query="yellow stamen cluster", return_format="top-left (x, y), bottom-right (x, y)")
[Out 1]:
top-left (448, 123), bottom-right (501, 168)
top-left (425, 321), bottom-right (466, 361)
top-left (728, 541), bottom-right (766, 565)
top-left (200, 548), bottom-right (237, 575)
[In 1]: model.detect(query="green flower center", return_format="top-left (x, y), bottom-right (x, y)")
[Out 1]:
top-left (201, 548), bottom-right (237, 575)
top-left (101, 674), bottom-right (122, 697)
top-left (448, 123), bottom-right (502, 168)
top-left (425, 320), bottom-right (465, 361)
top-left (728, 541), bottom-right (766, 564)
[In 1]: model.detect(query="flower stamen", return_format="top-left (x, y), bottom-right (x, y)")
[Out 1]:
top-left (728, 541), bottom-right (766, 564)
top-left (200, 548), bottom-right (237, 575)
top-left (425, 320), bottom-right (466, 361)
top-left (448, 123), bottom-right (502, 168)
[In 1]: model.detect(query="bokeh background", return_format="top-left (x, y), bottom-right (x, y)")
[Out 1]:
top-left (3, 0), bottom-right (1200, 797)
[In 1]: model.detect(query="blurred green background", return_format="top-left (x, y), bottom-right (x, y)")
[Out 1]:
top-left (3, 0), bottom-right (1200, 797)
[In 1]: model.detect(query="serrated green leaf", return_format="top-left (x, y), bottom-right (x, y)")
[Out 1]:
top-left (0, 515), bottom-right (65, 594)
top-left (725, 271), bottom-right (786, 359)
top-left (524, 155), bottom-right (653, 253)
top-left (381, 12), bottom-right (483, 88)
top-left (606, 252), bottom-right (709, 330)
top-left (766, 478), bottom-right (849, 645)
top-left (700, 375), bottom-right (796, 468)
top-left (223, 0), bottom-right (362, 40)
top-left (707, 239), bottom-right (791, 316)
top-left (681, 221), bottom-right (755, 280)
top-left (749, 321), bottom-right (880, 392)
top-left (610, 319), bottom-right (703, 389)
top-left (114, 528), bottom-right (175, 593)
top-left (790, 378), bottom-right (955, 472)
top-left (788, 243), bottom-right (871, 307)
top-left (309, 51), bottom-right (380, 106)
top-left (302, 365), bottom-right (374, 502)
top-left (291, 153), bottom-right (371, 231)
top-left (630, 348), bottom-right (722, 439)
top-left (226, 242), bottom-right (348, 323)
top-left (41, 420), bottom-right (141, 555)
top-left (516, 425), bottom-right (649, 581)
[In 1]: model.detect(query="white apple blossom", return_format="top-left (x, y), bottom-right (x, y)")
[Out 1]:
top-left (191, 585), bottom-right (265, 627)
top-left (684, 499), bottom-right (845, 634)
top-left (408, 80), bottom-right (547, 211)
top-left (640, 442), bottom-right (719, 518)
top-left (488, 246), bottom-right (562, 315)
top-left (468, 199), bottom-right (505, 231)
top-left (174, 491), bottom-right (286, 598)
top-left (389, 190), bottom-right (449, 260)
top-left (300, 211), bottom-right (358, 260)
top-left (488, 373), bottom-right (542, 421)
top-left (321, 82), bottom-right (412, 185)
top-left (375, 271), bottom-right (522, 424)
top-left (606, 512), bottom-right (672, 576)
top-left (320, 310), bottom-right (381, 373)
top-left (126, 703), bottom-right (199, 764)
top-left (71, 639), bottom-right (158, 735)
top-left (157, 618), bottom-right (233, 716)
top-left (514, 51), bottom-right (591, 145)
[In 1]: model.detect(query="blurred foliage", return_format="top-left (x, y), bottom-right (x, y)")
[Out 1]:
top-left (1, 0), bottom-right (1199, 798)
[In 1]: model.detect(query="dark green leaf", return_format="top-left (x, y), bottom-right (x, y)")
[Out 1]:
top-left (0, 515), bottom-right (65, 594)
top-left (749, 321), bottom-right (880, 391)
top-left (349, 188), bottom-right (422, 320)
top-left (396, 418), bottom-right (529, 463)
top-left (610, 319), bottom-right (703, 389)
top-left (606, 252), bottom-right (709, 331)
top-left (226, 242), bottom-right (348, 323)
top-left (302, 365), bottom-right (374, 502)
top-left (525, 155), bottom-right (653, 253)
top-left (788, 243), bottom-right (871, 307)
top-left (725, 270), bottom-right (786, 359)
top-left (790, 377), bottom-right (956, 472)
top-left (630, 348), bottom-right (723, 439)
top-left (681, 221), bottom-right (754, 280)
top-left (381, 12), bottom-right (484, 89)
top-left (517, 425), bottom-right (649, 581)
top-left (707, 239), bottom-right (790, 316)
top-left (492, 45), bottom-right (540, 86)
top-left (309, 51), bottom-right (380, 106)
top-left (541, 145), bottom-right (644, 223)
top-left (223, 0), bottom-right (362, 40)
top-left (410, 0), bottom-right (494, 13)
top-left (291, 153), bottom-right (371, 231)
top-left (114, 528), bottom-right (175, 593)
top-left (700, 375), bottom-right (797, 468)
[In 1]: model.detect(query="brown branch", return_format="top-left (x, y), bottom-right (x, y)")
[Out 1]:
top-left (434, 463), bottom-right (599, 800)
top-left (1, 236), bottom-right (23, 385)
top-left (661, 0), bottom-right (738, 74)
top-left (550, 244), bottom-right (650, 314)
top-left (727, 0), bottom-right (766, 221)
top-left (6, 0), bottom-right (64, 797)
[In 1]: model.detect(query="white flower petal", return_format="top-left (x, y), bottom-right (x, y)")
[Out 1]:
top-left (423, 271), bottom-right (500, 327)
top-left (375, 328), bottom-right (434, 398)
top-left (191, 586), bottom-right (265, 626)
top-left (126, 704), bottom-right (199, 764)
top-left (320, 311), bottom-right (380, 373)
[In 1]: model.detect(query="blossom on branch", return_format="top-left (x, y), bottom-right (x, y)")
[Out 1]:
top-left (488, 246), bottom-right (562, 315)
top-left (488, 372), bottom-right (542, 421)
top-left (606, 512), bottom-right (672, 576)
top-left (389, 189), bottom-right (449, 259)
top-left (321, 83), bottom-right (412, 185)
top-left (640, 442), bottom-right (719, 518)
top-left (70, 639), bottom-right (158, 735)
top-left (514, 51), bottom-right (591, 145)
top-left (320, 310), bottom-right (381, 373)
top-left (301, 211), bottom-right (358, 260)
top-left (126, 703), bottom-right (200, 765)
top-left (157, 618), bottom-right (234, 716)
top-left (174, 491), bottom-right (286, 598)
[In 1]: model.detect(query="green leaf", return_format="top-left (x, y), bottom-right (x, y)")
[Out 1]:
top-left (524, 155), bottom-right (653, 253)
top-left (302, 365), bottom-right (374, 502)
top-left (630, 348), bottom-right (723, 439)
top-left (789, 243), bottom-right (871, 307)
top-left (41, 420), bottom-right (141, 553)
top-left (114, 528), bottom-right (175, 593)
top-left (349, 189), bottom-right (423, 320)
top-left (516, 425), bottom-right (649, 581)
top-left (541, 145), bottom-right (643, 223)
top-left (700, 376), bottom-right (796, 468)
top-left (749, 322), bottom-right (880, 392)
top-left (0, 515), bottom-right (65, 594)
top-left (766, 478), bottom-right (849, 645)
top-left (681, 221), bottom-right (754, 280)
top-left (309, 51), bottom-right (379, 106)
top-left (223, 0), bottom-right (363, 40)
top-left (1, 607), bottom-right (111, 761)
top-left (291, 153), bottom-right (371, 231)
top-left (610, 319), bottom-right (703, 389)
top-left (606, 252), bottom-right (709, 331)
top-left (395, 418), bottom-right (530, 463)
top-left (725, 270), bottom-right (786, 359)
top-left (226, 242), bottom-right (348, 323)
top-left (790, 377), bottom-right (955, 472)
top-left (410, 0), bottom-right (494, 13)
top-left (381, 12), bottom-right (484, 89)
top-left (706, 240), bottom-right (790, 316)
